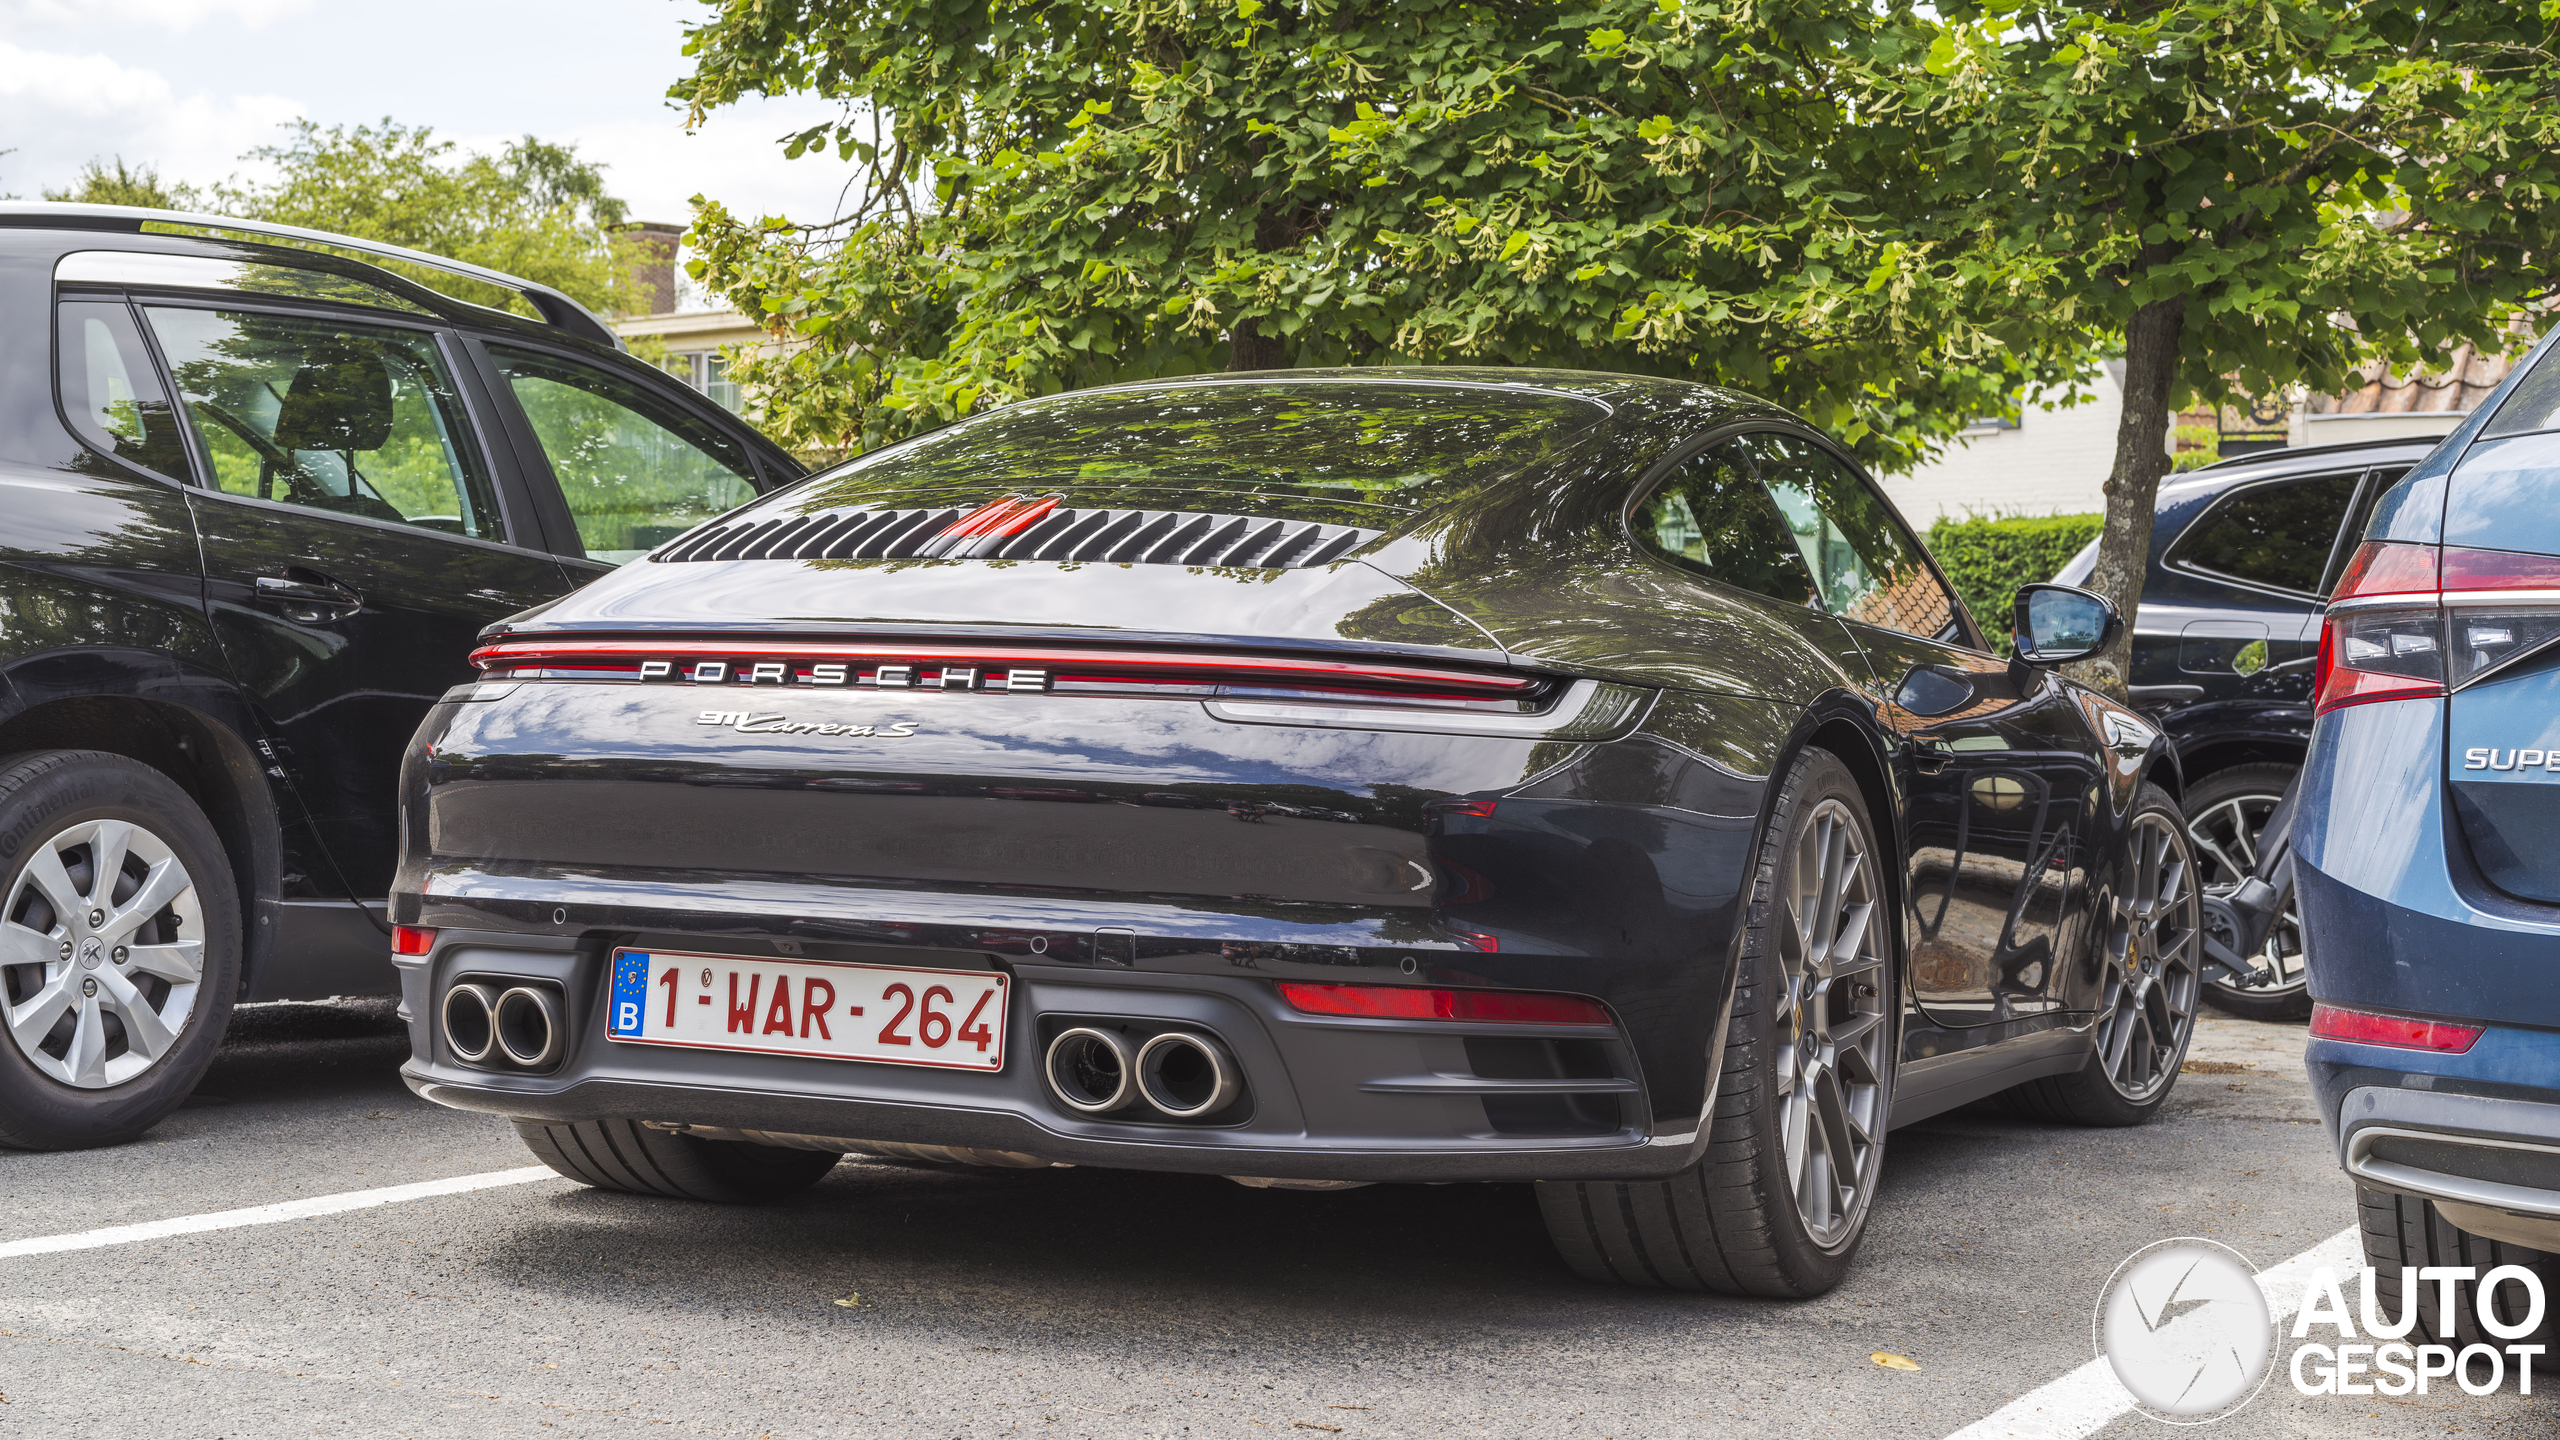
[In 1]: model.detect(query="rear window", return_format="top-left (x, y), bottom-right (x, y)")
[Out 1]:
top-left (2168, 472), bottom-right (2361, 596)
top-left (789, 380), bottom-right (1609, 523)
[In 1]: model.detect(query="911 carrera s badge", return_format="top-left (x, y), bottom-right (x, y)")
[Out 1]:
top-left (697, 711), bottom-right (920, 738)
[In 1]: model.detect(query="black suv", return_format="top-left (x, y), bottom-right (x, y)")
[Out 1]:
top-left (0, 204), bottom-right (798, 1149)
top-left (2055, 432), bottom-right (2448, 1016)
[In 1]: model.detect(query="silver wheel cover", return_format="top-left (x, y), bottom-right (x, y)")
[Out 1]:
top-left (2098, 811), bottom-right (2202, 1100)
top-left (2186, 790), bottom-right (2307, 995)
top-left (1776, 797), bottom-right (1890, 1251)
top-left (2, 818), bottom-right (205, 1088)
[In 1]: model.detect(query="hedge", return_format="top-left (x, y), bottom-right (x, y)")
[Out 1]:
top-left (1925, 513), bottom-right (2105, 653)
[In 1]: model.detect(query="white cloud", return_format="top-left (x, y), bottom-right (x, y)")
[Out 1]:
top-left (0, 0), bottom-right (310, 27)
top-left (0, 42), bottom-right (300, 194)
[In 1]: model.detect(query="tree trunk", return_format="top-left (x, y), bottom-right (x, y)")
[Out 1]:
top-left (2070, 293), bottom-right (2186, 701)
top-left (1229, 314), bottom-right (1284, 372)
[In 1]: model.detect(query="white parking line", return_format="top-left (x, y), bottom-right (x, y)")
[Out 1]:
top-left (1942, 1223), bottom-right (2365, 1439)
top-left (0, 1166), bottom-right (560, 1259)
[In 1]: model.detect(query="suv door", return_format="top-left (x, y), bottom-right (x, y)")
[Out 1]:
top-left (137, 298), bottom-right (574, 900)
top-left (2148, 467), bottom-right (2386, 709)
top-left (1733, 432), bottom-right (2105, 1032)
top-left (471, 341), bottom-right (767, 579)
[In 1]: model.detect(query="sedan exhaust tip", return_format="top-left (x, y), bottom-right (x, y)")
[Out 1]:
top-left (441, 983), bottom-right (497, 1063)
top-left (1044, 1027), bottom-right (1136, 1113)
top-left (1135, 1031), bottom-right (1240, 1119)
top-left (492, 986), bottom-right (564, 1069)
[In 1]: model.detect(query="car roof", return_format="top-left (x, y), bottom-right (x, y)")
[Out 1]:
top-left (0, 201), bottom-right (620, 350)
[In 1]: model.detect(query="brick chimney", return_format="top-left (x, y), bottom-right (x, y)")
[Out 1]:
top-left (618, 221), bottom-right (685, 316)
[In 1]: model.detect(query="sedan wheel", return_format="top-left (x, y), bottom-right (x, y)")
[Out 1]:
top-left (2095, 809), bottom-right (2203, 1101)
top-left (1775, 797), bottom-right (1890, 1250)
top-left (2006, 783), bottom-right (2201, 1128)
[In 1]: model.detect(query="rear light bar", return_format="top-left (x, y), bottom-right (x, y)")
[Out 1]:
top-left (2317, 542), bottom-right (2560, 714)
top-left (2310, 1002), bottom-right (2483, 1053)
top-left (1276, 981), bottom-right (1611, 1026)
top-left (468, 639), bottom-right (1546, 706)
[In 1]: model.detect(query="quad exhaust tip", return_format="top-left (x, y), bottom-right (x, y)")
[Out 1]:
top-left (1135, 1031), bottom-right (1240, 1119)
top-left (441, 982), bottom-right (497, 1063)
top-left (1043, 1027), bottom-right (1135, 1113)
top-left (493, 986), bottom-right (563, 1069)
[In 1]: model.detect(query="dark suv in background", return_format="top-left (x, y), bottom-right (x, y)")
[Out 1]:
top-left (2056, 433), bottom-right (2448, 1016)
top-left (0, 204), bottom-right (797, 1149)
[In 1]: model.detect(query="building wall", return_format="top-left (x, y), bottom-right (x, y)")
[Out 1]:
top-left (1876, 368), bottom-right (2127, 527)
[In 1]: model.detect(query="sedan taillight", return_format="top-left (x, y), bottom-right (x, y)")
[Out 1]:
top-left (2316, 541), bottom-right (2560, 714)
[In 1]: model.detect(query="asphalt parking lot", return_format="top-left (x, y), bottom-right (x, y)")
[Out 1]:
top-left (0, 1005), bottom-right (2544, 1439)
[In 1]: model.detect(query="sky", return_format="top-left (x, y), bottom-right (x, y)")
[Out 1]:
top-left (0, 0), bottom-right (853, 234)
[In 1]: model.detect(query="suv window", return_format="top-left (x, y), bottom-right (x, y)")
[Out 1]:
top-left (144, 306), bottom-right (506, 541)
top-left (1630, 445), bottom-right (1819, 605)
top-left (2170, 471), bottom-right (2360, 597)
top-left (488, 346), bottom-right (758, 565)
top-left (1741, 433), bottom-right (1962, 643)
top-left (58, 300), bottom-right (191, 482)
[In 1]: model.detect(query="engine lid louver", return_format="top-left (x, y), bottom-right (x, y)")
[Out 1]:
top-left (655, 492), bottom-right (1378, 570)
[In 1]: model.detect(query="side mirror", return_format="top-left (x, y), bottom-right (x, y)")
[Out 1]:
top-left (2011, 583), bottom-right (2121, 666)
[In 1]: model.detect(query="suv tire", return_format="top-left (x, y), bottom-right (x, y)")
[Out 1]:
top-left (0, 749), bottom-right (241, 1150)
top-left (1536, 748), bottom-right (1895, 1298)
top-left (2359, 1186), bottom-right (2557, 1344)
top-left (2186, 763), bottom-right (2311, 1021)
top-left (514, 1118), bottom-right (842, 1203)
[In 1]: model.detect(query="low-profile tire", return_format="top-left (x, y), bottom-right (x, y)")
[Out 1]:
top-left (1537, 748), bottom-right (1895, 1299)
top-left (2007, 783), bottom-right (2202, 1127)
top-left (0, 749), bottom-right (241, 1151)
top-left (2359, 1187), bottom-right (2558, 1345)
top-left (513, 1118), bottom-right (842, 1203)
top-left (2186, 762), bottom-right (2311, 1022)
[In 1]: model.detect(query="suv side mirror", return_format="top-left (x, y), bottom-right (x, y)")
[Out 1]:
top-left (2012, 583), bottom-right (2121, 665)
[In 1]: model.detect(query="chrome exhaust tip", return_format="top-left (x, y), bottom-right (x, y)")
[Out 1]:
top-left (441, 983), bottom-right (497, 1063)
top-left (1044, 1027), bottom-right (1136, 1113)
top-left (492, 986), bottom-right (563, 1069)
top-left (1135, 1031), bottom-right (1240, 1119)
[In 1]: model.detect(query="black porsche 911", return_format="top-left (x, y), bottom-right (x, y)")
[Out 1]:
top-left (396, 371), bottom-right (2200, 1297)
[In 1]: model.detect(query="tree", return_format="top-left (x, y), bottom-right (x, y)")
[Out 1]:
top-left (1876, 2), bottom-right (2560, 688)
top-left (44, 157), bottom-right (200, 210)
top-left (210, 120), bottom-right (639, 316)
top-left (674, 1), bottom-right (2087, 463)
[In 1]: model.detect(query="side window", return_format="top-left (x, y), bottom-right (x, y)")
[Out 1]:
top-left (142, 306), bottom-right (506, 541)
top-left (56, 300), bottom-right (191, 482)
top-left (1742, 433), bottom-right (1962, 642)
top-left (488, 346), bottom-right (759, 565)
top-left (1630, 445), bottom-right (1820, 605)
top-left (2169, 471), bottom-right (2362, 597)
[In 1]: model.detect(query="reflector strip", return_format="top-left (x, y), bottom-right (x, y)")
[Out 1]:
top-left (1275, 981), bottom-right (1610, 1026)
top-left (2310, 1002), bottom-right (2483, 1053)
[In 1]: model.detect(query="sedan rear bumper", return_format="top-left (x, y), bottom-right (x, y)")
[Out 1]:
top-left (396, 931), bottom-right (1718, 1185)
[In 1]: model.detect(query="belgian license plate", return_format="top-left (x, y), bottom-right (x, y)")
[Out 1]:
top-left (604, 949), bottom-right (1007, 1071)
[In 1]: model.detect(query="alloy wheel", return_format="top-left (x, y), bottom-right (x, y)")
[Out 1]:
top-left (2186, 790), bottom-right (2306, 996)
top-left (1, 818), bottom-right (206, 1088)
top-left (2097, 812), bottom-right (2202, 1100)
top-left (1775, 798), bottom-right (1891, 1251)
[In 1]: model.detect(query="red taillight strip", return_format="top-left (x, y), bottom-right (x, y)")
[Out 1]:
top-left (2310, 1002), bottom-right (2483, 1053)
top-left (467, 640), bottom-right (1542, 697)
top-left (1276, 981), bottom-right (1611, 1026)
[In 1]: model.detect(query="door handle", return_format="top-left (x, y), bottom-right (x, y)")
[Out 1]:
top-left (254, 572), bottom-right (362, 612)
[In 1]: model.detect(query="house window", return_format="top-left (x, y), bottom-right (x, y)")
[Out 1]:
top-left (656, 350), bottom-right (742, 414)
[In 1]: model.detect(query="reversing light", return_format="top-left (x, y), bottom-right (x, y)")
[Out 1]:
top-left (392, 925), bottom-right (435, 956)
top-left (1276, 981), bottom-right (1611, 1026)
top-left (2309, 1002), bottom-right (2482, 1053)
